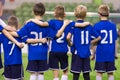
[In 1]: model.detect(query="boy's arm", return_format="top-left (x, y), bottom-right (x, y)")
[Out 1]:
top-left (115, 40), bottom-right (118, 59)
top-left (26, 19), bottom-right (48, 27)
top-left (26, 38), bottom-right (47, 44)
top-left (5, 25), bottom-right (16, 31)
top-left (56, 20), bottom-right (70, 38)
top-left (0, 19), bottom-right (16, 31)
top-left (9, 31), bottom-right (19, 37)
top-left (2, 29), bottom-right (24, 48)
top-left (66, 32), bottom-right (73, 46)
top-left (90, 36), bottom-right (101, 60)
top-left (91, 45), bottom-right (96, 60)
top-left (91, 36), bottom-right (101, 44)
top-left (75, 22), bottom-right (90, 27)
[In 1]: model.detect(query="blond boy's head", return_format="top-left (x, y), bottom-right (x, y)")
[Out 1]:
top-left (54, 5), bottom-right (65, 18)
top-left (8, 16), bottom-right (18, 30)
top-left (74, 5), bottom-right (87, 19)
top-left (98, 4), bottom-right (109, 17)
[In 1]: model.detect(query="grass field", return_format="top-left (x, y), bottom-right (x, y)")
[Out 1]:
top-left (0, 54), bottom-right (120, 80)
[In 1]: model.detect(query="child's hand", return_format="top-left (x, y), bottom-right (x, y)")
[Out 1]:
top-left (64, 20), bottom-right (71, 26)
top-left (41, 38), bottom-right (47, 43)
top-left (16, 42), bottom-right (24, 48)
top-left (5, 25), bottom-right (16, 31)
top-left (90, 54), bottom-right (95, 60)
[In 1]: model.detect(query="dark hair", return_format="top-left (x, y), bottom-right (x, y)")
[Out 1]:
top-left (8, 16), bottom-right (18, 29)
top-left (33, 2), bottom-right (45, 16)
top-left (54, 5), bottom-right (65, 18)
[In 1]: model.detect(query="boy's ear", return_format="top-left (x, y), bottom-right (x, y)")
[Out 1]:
top-left (64, 13), bottom-right (66, 17)
top-left (53, 12), bottom-right (56, 17)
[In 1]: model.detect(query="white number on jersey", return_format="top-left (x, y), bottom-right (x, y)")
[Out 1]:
top-left (81, 31), bottom-right (89, 44)
top-left (56, 33), bottom-right (65, 43)
top-left (8, 41), bottom-right (15, 55)
top-left (101, 30), bottom-right (113, 44)
top-left (30, 31), bottom-right (42, 46)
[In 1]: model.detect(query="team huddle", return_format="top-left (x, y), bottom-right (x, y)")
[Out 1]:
top-left (0, 1), bottom-right (118, 80)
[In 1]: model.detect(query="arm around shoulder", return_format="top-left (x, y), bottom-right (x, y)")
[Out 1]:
top-left (75, 22), bottom-right (90, 27)
top-left (26, 19), bottom-right (49, 27)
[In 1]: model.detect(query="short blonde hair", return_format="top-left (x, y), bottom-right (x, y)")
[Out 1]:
top-left (98, 4), bottom-right (109, 17)
top-left (74, 5), bottom-right (87, 19)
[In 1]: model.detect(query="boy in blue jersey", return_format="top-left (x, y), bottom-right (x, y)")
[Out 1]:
top-left (92, 5), bottom-right (117, 80)
top-left (10, 2), bottom-right (49, 80)
top-left (0, 16), bottom-right (24, 80)
top-left (27, 5), bottom-right (91, 80)
top-left (0, 0), bottom-right (23, 72)
top-left (66, 5), bottom-right (101, 80)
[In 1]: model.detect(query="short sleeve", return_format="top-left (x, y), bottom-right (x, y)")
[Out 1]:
top-left (0, 25), bottom-right (4, 31)
top-left (69, 21), bottom-right (75, 34)
top-left (47, 27), bottom-right (57, 39)
top-left (91, 26), bottom-right (100, 38)
top-left (70, 21), bottom-right (75, 27)
top-left (17, 23), bottom-right (28, 38)
top-left (47, 20), bottom-right (57, 39)
top-left (21, 36), bottom-right (28, 43)
top-left (0, 32), bottom-right (3, 42)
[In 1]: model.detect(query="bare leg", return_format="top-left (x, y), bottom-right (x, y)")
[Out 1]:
top-left (96, 72), bottom-right (103, 80)
top-left (108, 72), bottom-right (114, 80)
top-left (61, 68), bottom-right (68, 80)
top-left (53, 70), bottom-right (59, 80)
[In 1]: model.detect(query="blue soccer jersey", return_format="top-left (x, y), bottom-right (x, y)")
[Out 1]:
top-left (0, 25), bottom-right (4, 31)
top-left (94, 20), bottom-right (117, 62)
top-left (0, 33), bottom-right (22, 65)
top-left (48, 19), bottom-right (75, 53)
top-left (17, 21), bottom-right (49, 60)
top-left (71, 20), bottom-right (99, 58)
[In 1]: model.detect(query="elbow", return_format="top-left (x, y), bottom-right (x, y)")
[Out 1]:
top-left (98, 36), bottom-right (101, 41)
top-left (26, 40), bottom-right (30, 44)
top-left (56, 34), bottom-right (61, 38)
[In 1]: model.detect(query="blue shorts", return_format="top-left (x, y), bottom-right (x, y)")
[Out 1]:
top-left (26, 60), bottom-right (49, 73)
top-left (49, 52), bottom-right (68, 70)
top-left (3, 64), bottom-right (24, 79)
top-left (95, 62), bottom-right (116, 73)
top-left (70, 54), bottom-right (91, 73)
top-left (0, 54), bottom-right (3, 69)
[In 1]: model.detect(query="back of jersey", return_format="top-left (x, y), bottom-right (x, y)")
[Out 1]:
top-left (48, 19), bottom-right (73, 53)
top-left (18, 21), bottom-right (49, 60)
top-left (94, 20), bottom-right (117, 62)
top-left (72, 20), bottom-right (95, 58)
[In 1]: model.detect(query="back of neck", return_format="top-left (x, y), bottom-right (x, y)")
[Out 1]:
top-left (35, 16), bottom-right (42, 20)
top-left (100, 16), bottom-right (108, 20)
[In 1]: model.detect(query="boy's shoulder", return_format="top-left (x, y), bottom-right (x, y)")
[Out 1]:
top-left (94, 20), bottom-right (116, 25)
top-left (24, 21), bottom-right (39, 28)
